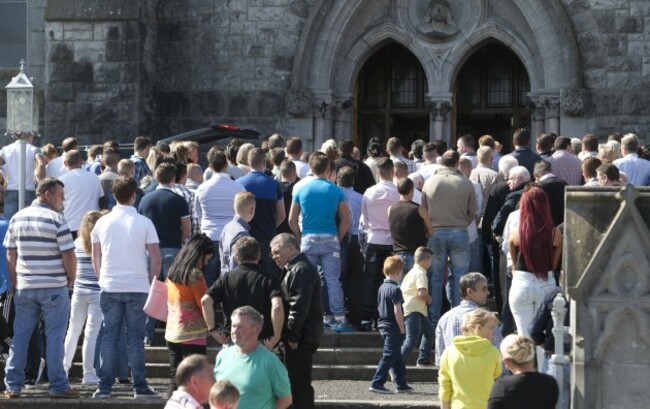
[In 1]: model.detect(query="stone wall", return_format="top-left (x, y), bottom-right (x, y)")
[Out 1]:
top-left (41, 0), bottom-right (157, 145)
top-left (563, 0), bottom-right (650, 138)
top-left (153, 0), bottom-right (313, 139)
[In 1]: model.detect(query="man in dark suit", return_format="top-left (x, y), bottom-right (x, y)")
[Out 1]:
top-left (271, 233), bottom-right (323, 409)
top-left (534, 160), bottom-right (567, 227)
top-left (510, 128), bottom-right (542, 176)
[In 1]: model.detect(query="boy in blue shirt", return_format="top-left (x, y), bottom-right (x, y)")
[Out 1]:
top-left (369, 256), bottom-right (412, 394)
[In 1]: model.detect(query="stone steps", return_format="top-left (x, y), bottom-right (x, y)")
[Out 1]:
top-left (73, 346), bottom-right (435, 366)
top-left (70, 361), bottom-right (438, 382)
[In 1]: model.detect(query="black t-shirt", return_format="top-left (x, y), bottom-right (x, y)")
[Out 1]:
top-left (488, 372), bottom-right (559, 409)
top-left (138, 188), bottom-right (189, 248)
top-left (206, 262), bottom-right (283, 340)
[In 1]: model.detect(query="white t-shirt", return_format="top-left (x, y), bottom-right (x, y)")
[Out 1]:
top-left (59, 168), bottom-right (104, 230)
top-left (0, 141), bottom-right (42, 190)
top-left (91, 204), bottom-right (159, 293)
top-left (290, 158), bottom-right (310, 179)
top-left (45, 155), bottom-right (68, 179)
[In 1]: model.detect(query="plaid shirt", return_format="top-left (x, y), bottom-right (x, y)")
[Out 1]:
top-left (435, 300), bottom-right (503, 366)
top-left (130, 154), bottom-right (152, 184)
top-left (173, 184), bottom-right (200, 236)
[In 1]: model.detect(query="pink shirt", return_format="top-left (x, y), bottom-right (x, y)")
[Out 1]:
top-left (360, 180), bottom-right (400, 245)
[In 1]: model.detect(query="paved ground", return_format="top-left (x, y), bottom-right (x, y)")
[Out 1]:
top-left (4, 378), bottom-right (440, 405)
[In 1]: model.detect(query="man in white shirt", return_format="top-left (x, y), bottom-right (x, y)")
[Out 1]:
top-left (359, 158), bottom-right (400, 329)
top-left (91, 176), bottom-right (161, 399)
top-left (46, 137), bottom-right (78, 179)
top-left (613, 133), bottom-right (650, 186)
top-left (58, 150), bottom-right (105, 238)
top-left (285, 137), bottom-right (310, 179)
top-left (0, 133), bottom-right (46, 219)
top-left (195, 148), bottom-right (245, 286)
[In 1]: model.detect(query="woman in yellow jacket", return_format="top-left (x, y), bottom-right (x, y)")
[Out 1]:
top-left (438, 309), bottom-right (502, 409)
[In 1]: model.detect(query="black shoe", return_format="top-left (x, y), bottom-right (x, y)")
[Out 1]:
top-left (118, 378), bottom-right (132, 385)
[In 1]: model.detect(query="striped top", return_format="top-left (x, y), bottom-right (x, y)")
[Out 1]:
top-left (3, 202), bottom-right (74, 290)
top-left (73, 237), bottom-right (100, 294)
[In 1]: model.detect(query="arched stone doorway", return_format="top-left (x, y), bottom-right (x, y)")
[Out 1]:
top-left (290, 0), bottom-right (584, 150)
top-left (356, 43), bottom-right (429, 149)
top-left (453, 42), bottom-right (531, 148)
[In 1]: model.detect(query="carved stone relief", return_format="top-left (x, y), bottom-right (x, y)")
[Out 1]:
top-left (286, 89), bottom-right (312, 117)
top-left (561, 87), bottom-right (589, 117)
top-left (405, 0), bottom-right (481, 42)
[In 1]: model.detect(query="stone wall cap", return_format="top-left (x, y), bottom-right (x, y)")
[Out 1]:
top-left (45, 0), bottom-right (140, 22)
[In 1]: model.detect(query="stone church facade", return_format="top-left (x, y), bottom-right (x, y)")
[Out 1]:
top-left (1, 0), bottom-right (649, 150)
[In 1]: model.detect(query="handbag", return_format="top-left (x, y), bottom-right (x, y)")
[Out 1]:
top-left (143, 279), bottom-right (168, 322)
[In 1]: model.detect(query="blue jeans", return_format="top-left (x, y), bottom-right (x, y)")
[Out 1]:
top-left (203, 240), bottom-right (220, 287)
top-left (401, 312), bottom-right (434, 365)
top-left (427, 229), bottom-right (470, 327)
top-left (97, 292), bottom-right (149, 393)
top-left (4, 287), bottom-right (70, 394)
top-left (145, 247), bottom-right (180, 342)
top-left (94, 322), bottom-right (130, 380)
top-left (301, 234), bottom-right (345, 318)
top-left (4, 189), bottom-right (36, 220)
top-left (396, 252), bottom-right (415, 282)
top-left (371, 327), bottom-right (407, 389)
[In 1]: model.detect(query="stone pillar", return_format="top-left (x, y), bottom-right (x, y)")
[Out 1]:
top-left (312, 91), bottom-right (333, 150)
top-left (530, 95), bottom-right (545, 138)
top-left (426, 96), bottom-right (452, 145)
top-left (544, 96), bottom-right (561, 135)
top-left (333, 92), bottom-right (353, 141)
top-left (564, 186), bottom-right (650, 409)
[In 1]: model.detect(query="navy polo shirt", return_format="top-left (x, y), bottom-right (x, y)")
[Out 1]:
top-left (237, 171), bottom-right (283, 242)
top-left (138, 187), bottom-right (189, 248)
top-left (377, 278), bottom-right (404, 330)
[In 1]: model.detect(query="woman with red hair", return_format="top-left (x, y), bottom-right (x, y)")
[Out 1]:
top-left (508, 186), bottom-right (562, 338)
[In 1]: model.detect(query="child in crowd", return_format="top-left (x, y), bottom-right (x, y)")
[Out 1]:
top-left (439, 309), bottom-right (502, 409)
top-left (209, 380), bottom-right (240, 409)
top-left (369, 256), bottom-right (412, 394)
top-left (219, 192), bottom-right (256, 276)
top-left (400, 246), bottom-right (435, 367)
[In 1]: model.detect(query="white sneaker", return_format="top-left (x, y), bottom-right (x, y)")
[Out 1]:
top-left (82, 373), bottom-right (100, 385)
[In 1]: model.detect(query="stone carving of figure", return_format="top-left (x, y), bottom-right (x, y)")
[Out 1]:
top-left (419, 0), bottom-right (459, 38)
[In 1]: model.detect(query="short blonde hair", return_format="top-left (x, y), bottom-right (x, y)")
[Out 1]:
top-left (209, 380), bottom-right (240, 407)
top-left (234, 192), bottom-right (256, 215)
top-left (500, 334), bottom-right (536, 364)
top-left (383, 256), bottom-right (404, 277)
top-left (117, 159), bottom-right (134, 177)
top-left (461, 308), bottom-right (498, 335)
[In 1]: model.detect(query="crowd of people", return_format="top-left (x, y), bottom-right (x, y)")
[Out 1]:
top-left (0, 128), bottom-right (647, 408)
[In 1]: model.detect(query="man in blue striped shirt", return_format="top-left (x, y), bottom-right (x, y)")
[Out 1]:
top-left (3, 178), bottom-right (78, 399)
top-left (434, 272), bottom-right (503, 366)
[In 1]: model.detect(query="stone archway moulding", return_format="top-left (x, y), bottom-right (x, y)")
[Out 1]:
top-left (291, 0), bottom-right (583, 141)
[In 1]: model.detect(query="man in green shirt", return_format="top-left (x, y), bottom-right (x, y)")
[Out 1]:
top-left (214, 306), bottom-right (292, 409)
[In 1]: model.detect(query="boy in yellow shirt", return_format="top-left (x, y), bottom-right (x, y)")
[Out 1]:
top-left (399, 246), bottom-right (435, 367)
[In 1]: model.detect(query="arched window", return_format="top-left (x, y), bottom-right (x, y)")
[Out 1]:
top-left (356, 43), bottom-right (429, 149)
top-left (454, 42), bottom-right (530, 148)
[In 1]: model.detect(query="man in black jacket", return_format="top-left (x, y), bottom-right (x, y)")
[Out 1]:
top-left (334, 139), bottom-right (376, 194)
top-left (271, 233), bottom-right (323, 409)
top-left (534, 160), bottom-right (567, 227)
